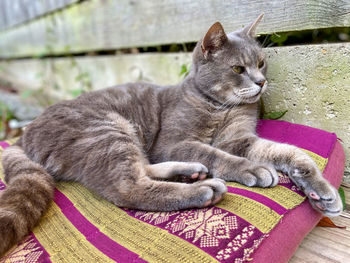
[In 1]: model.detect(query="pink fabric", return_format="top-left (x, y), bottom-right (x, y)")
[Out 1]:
top-left (252, 141), bottom-right (345, 263)
top-left (257, 120), bottom-right (337, 159)
top-left (0, 141), bottom-right (9, 149)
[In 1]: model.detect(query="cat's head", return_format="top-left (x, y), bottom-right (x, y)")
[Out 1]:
top-left (192, 14), bottom-right (267, 106)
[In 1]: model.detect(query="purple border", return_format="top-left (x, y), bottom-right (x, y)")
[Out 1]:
top-left (257, 120), bottom-right (336, 159)
top-left (252, 140), bottom-right (345, 263)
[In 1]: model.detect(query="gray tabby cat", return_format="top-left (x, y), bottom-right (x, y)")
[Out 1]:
top-left (0, 15), bottom-right (342, 256)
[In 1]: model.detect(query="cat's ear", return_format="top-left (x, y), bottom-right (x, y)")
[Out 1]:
top-left (242, 13), bottom-right (264, 38)
top-left (201, 22), bottom-right (228, 59)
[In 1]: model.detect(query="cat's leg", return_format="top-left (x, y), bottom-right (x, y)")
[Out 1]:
top-left (146, 161), bottom-right (209, 180)
top-left (83, 155), bottom-right (226, 211)
top-left (76, 122), bottom-right (226, 211)
top-left (166, 140), bottom-right (278, 188)
top-left (245, 138), bottom-right (342, 216)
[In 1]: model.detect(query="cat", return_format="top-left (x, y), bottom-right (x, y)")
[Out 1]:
top-left (0, 14), bottom-right (342, 256)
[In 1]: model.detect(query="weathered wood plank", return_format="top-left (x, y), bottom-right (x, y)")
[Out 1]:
top-left (0, 0), bottom-right (350, 58)
top-left (290, 212), bottom-right (350, 263)
top-left (0, 43), bottom-right (349, 181)
top-left (0, 0), bottom-right (80, 32)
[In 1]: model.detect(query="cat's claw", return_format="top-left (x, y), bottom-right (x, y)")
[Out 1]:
top-left (191, 172), bottom-right (208, 180)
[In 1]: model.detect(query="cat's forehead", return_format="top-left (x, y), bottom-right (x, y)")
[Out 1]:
top-left (225, 32), bottom-right (263, 64)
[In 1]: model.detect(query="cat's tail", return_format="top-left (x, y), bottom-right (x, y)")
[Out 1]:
top-left (0, 145), bottom-right (55, 257)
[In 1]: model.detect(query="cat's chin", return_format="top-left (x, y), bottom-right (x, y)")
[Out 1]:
top-left (239, 93), bottom-right (262, 104)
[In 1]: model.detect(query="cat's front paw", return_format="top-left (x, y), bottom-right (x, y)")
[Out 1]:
top-left (240, 164), bottom-right (279, 188)
top-left (306, 180), bottom-right (342, 216)
top-left (290, 162), bottom-right (343, 216)
top-left (192, 178), bottom-right (227, 207)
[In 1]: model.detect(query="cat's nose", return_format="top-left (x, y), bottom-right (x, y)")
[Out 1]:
top-left (255, 80), bottom-right (266, 88)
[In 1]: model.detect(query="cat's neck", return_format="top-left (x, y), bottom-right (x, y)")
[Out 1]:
top-left (179, 72), bottom-right (223, 109)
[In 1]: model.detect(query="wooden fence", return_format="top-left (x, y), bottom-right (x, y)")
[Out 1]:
top-left (0, 0), bottom-right (349, 182)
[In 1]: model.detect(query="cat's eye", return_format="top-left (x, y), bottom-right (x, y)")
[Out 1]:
top-left (232, 66), bottom-right (245, 74)
top-left (258, 60), bottom-right (265, 68)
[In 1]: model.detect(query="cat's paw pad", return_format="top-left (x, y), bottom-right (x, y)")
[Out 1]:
top-left (194, 178), bottom-right (227, 207)
top-left (305, 180), bottom-right (343, 216)
top-left (288, 161), bottom-right (343, 216)
top-left (242, 165), bottom-right (278, 187)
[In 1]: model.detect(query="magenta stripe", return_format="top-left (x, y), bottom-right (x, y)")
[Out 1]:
top-left (227, 187), bottom-right (287, 215)
top-left (0, 141), bottom-right (10, 149)
top-left (54, 190), bottom-right (147, 263)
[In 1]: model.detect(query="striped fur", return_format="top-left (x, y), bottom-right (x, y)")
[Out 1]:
top-left (0, 146), bottom-right (54, 256)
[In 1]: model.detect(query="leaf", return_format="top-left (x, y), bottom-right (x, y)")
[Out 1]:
top-left (179, 64), bottom-right (188, 77)
top-left (263, 110), bottom-right (288, 120)
top-left (70, 89), bottom-right (84, 97)
top-left (338, 186), bottom-right (346, 211)
top-left (317, 217), bottom-right (346, 228)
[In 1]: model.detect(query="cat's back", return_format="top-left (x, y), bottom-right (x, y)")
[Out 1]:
top-left (19, 83), bottom-right (177, 175)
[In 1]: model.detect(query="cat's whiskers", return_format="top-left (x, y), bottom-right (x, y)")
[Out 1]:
top-left (228, 97), bottom-right (243, 110)
top-left (238, 87), bottom-right (261, 97)
top-left (216, 96), bottom-right (235, 111)
top-left (217, 94), bottom-right (240, 111)
top-left (261, 35), bottom-right (270, 48)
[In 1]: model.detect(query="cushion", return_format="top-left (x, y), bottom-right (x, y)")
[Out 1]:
top-left (0, 120), bottom-right (345, 263)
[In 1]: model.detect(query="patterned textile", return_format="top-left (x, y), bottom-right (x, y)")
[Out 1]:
top-left (0, 120), bottom-right (338, 263)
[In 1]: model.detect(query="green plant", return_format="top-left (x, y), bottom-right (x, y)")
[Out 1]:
top-left (179, 64), bottom-right (191, 78)
top-left (338, 186), bottom-right (346, 211)
top-left (259, 98), bottom-right (288, 120)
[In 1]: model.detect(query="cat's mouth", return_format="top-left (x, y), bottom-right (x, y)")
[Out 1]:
top-left (246, 81), bottom-right (268, 100)
top-left (251, 91), bottom-right (262, 98)
top-left (237, 89), bottom-right (262, 101)
top-left (236, 82), bottom-right (268, 100)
